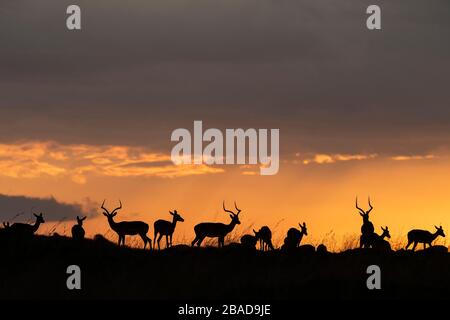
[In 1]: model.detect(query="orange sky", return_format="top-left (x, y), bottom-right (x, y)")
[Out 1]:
top-left (0, 141), bottom-right (448, 250)
top-left (1, 1), bottom-right (449, 253)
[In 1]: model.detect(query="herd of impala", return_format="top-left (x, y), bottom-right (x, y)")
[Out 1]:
top-left (0, 198), bottom-right (446, 252)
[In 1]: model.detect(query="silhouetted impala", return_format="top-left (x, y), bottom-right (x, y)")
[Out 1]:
top-left (373, 226), bottom-right (391, 251)
top-left (283, 222), bottom-right (308, 250)
top-left (191, 201), bottom-right (241, 248)
top-left (254, 226), bottom-right (274, 251)
top-left (9, 213), bottom-right (45, 236)
top-left (101, 200), bottom-right (152, 250)
top-left (154, 210), bottom-right (184, 250)
top-left (240, 233), bottom-right (257, 248)
top-left (406, 225), bottom-right (445, 251)
top-left (356, 197), bottom-right (374, 247)
top-left (71, 216), bottom-right (86, 240)
top-left (361, 226), bottom-right (391, 250)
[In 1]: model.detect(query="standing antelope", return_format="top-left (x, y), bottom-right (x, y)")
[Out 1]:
top-left (191, 201), bottom-right (241, 248)
top-left (9, 213), bottom-right (45, 236)
top-left (254, 226), bottom-right (274, 251)
top-left (360, 226), bottom-right (391, 250)
top-left (406, 226), bottom-right (445, 251)
top-left (71, 216), bottom-right (86, 240)
top-left (283, 222), bottom-right (308, 249)
top-left (101, 200), bottom-right (152, 250)
top-left (356, 197), bottom-right (374, 246)
top-left (154, 210), bottom-right (184, 250)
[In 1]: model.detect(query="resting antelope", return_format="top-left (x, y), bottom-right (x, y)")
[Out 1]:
top-left (406, 226), bottom-right (445, 251)
top-left (240, 234), bottom-right (258, 249)
top-left (360, 226), bottom-right (391, 250)
top-left (254, 226), bottom-right (274, 251)
top-left (356, 197), bottom-right (374, 242)
top-left (283, 222), bottom-right (308, 249)
top-left (9, 213), bottom-right (45, 236)
top-left (191, 201), bottom-right (241, 248)
top-left (71, 216), bottom-right (86, 240)
top-left (101, 200), bottom-right (152, 250)
top-left (154, 210), bottom-right (184, 250)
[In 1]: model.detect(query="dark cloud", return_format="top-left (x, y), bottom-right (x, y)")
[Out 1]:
top-left (0, 194), bottom-right (94, 222)
top-left (0, 0), bottom-right (449, 156)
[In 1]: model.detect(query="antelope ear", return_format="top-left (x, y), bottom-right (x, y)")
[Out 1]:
top-left (33, 213), bottom-right (38, 218)
top-left (169, 211), bottom-right (174, 216)
top-left (102, 212), bottom-right (108, 217)
top-left (435, 225), bottom-right (439, 230)
top-left (253, 229), bottom-right (257, 234)
top-left (112, 212), bottom-right (117, 217)
top-left (303, 222), bottom-right (306, 227)
top-left (82, 216), bottom-right (86, 221)
top-left (40, 213), bottom-right (43, 217)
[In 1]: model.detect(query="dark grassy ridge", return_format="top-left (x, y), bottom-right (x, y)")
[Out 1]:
top-left (0, 234), bottom-right (449, 300)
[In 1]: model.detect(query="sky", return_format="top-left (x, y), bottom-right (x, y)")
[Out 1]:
top-left (0, 0), bottom-right (449, 249)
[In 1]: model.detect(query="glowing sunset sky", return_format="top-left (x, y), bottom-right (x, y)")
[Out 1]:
top-left (0, 0), bottom-right (449, 248)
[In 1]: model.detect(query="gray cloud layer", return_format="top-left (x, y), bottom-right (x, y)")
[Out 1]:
top-left (1, 0), bottom-right (449, 156)
top-left (0, 194), bottom-right (92, 222)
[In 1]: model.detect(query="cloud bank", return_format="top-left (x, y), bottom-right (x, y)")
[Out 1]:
top-left (0, 141), bottom-right (223, 183)
top-left (0, 193), bottom-right (90, 222)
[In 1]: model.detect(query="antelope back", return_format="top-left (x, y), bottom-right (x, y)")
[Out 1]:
top-left (240, 234), bottom-right (257, 247)
top-left (259, 226), bottom-right (272, 240)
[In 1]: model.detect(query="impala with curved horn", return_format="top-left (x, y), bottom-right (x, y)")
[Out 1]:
top-left (191, 201), bottom-right (241, 248)
top-left (356, 197), bottom-right (374, 238)
top-left (101, 200), bottom-right (152, 250)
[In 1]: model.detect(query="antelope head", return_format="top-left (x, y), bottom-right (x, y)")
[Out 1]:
top-left (170, 210), bottom-right (184, 223)
top-left (223, 201), bottom-right (241, 225)
top-left (101, 200), bottom-right (122, 219)
top-left (299, 222), bottom-right (307, 235)
top-left (76, 216), bottom-right (86, 226)
top-left (34, 213), bottom-right (45, 224)
top-left (435, 225), bottom-right (445, 237)
top-left (356, 197), bottom-right (373, 223)
top-left (381, 226), bottom-right (391, 239)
